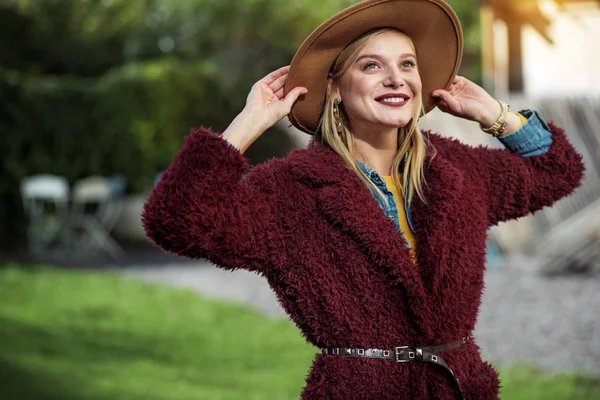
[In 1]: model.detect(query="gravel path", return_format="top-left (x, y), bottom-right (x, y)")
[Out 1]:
top-left (123, 255), bottom-right (600, 377)
top-left (475, 260), bottom-right (600, 376)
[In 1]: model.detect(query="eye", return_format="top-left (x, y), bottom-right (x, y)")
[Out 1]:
top-left (362, 62), bottom-right (379, 71)
top-left (401, 60), bottom-right (416, 68)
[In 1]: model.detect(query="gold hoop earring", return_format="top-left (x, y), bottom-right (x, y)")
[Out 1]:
top-left (333, 98), bottom-right (344, 133)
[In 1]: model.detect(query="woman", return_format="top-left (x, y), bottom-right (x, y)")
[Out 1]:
top-left (142, 0), bottom-right (584, 398)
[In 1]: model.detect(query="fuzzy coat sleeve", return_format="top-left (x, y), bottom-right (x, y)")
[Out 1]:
top-left (431, 122), bottom-right (585, 226)
top-left (142, 127), bottom-right (285, 273)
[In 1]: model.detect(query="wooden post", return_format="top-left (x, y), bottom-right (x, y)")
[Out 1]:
top-left (481, 4), bottom-right (496, 95)
top-left (506, 14), bottom-right (524, 93)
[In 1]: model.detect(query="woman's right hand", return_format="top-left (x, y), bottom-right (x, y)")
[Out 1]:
top-left (221, 66), bottom-right (307, 153)
top-left (244, 65), bottom-right (308, 133)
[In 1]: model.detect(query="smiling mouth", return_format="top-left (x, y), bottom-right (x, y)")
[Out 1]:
top-left (375, 96), bottom-right (410, 106)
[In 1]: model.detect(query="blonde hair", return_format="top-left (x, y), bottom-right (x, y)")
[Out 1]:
top-left (315, 28), bottom-right (431, 207)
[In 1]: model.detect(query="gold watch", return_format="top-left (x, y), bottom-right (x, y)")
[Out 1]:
top-left (480, 100), bottom-right (510, 138)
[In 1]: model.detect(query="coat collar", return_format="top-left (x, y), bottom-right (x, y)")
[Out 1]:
top-left (288, 134), bottom-right (465, 340)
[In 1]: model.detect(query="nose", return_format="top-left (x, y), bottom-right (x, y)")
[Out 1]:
top-left (384, 67), bottom-right (405, 88)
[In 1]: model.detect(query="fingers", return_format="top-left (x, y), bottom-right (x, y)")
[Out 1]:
top-left (437, 100), bottom-right (450, 113)
top-left (432, 89), bottom-right (460, 112)
top-left (269, 73), bottom-right (288, 96)
top-left (260, 65), bottom-right (290, 86)
top-left (274, 86), bottom-right (285, 99)
top-left (283, 87), bottom-right (308, 109)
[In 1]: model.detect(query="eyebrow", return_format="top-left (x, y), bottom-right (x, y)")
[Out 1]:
top-left (355, 53), bottom-right (416, 62)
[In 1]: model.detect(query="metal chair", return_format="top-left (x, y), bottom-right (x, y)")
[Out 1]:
top-left (20, 174), bottom-right (70, 255)
top-left (69, 175), bottom-right (125, 261)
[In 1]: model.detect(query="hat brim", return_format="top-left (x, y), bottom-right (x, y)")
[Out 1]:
top-left (285, 0), bottom-right (463, 135)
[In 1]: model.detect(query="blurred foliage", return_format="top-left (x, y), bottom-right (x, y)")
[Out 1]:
top-left (0, 0), bottom-right (482, 249)
top-left (0, 0), bottom-right (482, 80)
top-left (1, 265), bottom-right (599, 400)
top-left (447, 0), bottom-right (484, 79)
top-left (2, 59), bottom-right (221, 190)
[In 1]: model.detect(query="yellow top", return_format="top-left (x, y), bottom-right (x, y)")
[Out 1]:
top-left (382, 176), bottom-right (417, 262)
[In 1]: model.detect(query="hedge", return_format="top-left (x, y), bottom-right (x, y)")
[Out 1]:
top-left (0, 59), bottom-right (295, 250)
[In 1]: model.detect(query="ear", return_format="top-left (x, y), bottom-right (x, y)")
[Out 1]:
top-left (327, 77), bottom-right (341, 100)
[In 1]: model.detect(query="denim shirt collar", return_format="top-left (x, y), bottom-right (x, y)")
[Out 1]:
top-left (356, 159), bottom-right (383, 181)
top-left (355, 153), bottom-right (414, 233)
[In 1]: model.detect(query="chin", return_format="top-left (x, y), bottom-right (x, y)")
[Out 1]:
top-left (388, 119), bottom-right (413, 128)
top-left (379, 114), bottom-right (414, 128)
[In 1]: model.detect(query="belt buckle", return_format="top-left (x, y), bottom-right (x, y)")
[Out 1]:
top-left (394, 346), bottom-right (415, 363)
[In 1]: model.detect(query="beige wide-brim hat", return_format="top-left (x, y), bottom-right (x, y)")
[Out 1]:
top-left (284, 0), bottom-right (463, 135)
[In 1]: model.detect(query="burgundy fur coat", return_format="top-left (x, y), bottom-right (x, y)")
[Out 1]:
top-left (142, 123), bottom-right (584, 399)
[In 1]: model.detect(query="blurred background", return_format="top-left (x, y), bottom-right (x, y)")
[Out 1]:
top-left (0, 0), bottom-right (599, 399)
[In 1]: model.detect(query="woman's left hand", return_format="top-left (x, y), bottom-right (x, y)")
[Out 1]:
top-left (431, 76), bottom-right (501, 127)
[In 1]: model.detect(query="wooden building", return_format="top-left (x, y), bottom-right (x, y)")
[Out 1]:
top-left (481, 0), bottom-right (600, 95)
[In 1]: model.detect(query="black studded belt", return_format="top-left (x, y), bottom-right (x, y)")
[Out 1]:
top-left (322, 337), bottom-right (468, 400)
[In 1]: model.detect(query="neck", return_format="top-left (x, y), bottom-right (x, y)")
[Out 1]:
top-left (350, 123), bottom-right (399, 176)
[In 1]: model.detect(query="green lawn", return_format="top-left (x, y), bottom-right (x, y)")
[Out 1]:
top-left (0, 265), bottom-right (598, 400)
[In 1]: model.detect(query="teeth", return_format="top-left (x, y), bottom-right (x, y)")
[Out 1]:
top-left (379, 97), bottom-right (407, 103)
